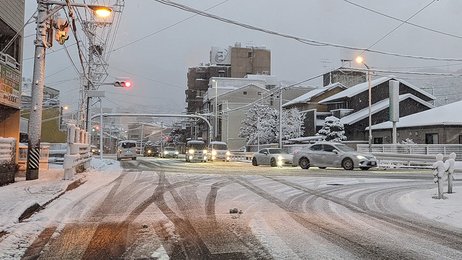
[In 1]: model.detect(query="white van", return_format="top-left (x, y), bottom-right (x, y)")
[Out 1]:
top-left (208, 141), bottom-right (231, 162)
top-left (117, 140), bottom-right (137, 161)
top-left (185, 140), bottom-right (208, 162)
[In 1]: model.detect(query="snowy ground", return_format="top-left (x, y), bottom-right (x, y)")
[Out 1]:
top-left (0, 158), bottom-right (461, 258)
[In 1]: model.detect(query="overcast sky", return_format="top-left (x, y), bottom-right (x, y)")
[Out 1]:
top-left (22, 0), bottom-right (462, 115)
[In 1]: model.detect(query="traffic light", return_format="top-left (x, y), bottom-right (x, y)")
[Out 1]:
top-left (54, 18), bottom-right (70, 45)
top-left (114, 80), bottom-right (132, 88)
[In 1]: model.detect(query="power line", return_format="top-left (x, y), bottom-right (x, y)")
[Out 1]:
top-left (343, 0), bottom-right (462, 40)
top-left (152, 0), bottom-right (462, 62)
top-left (110, 0), bottom-right (230, 53)
top-left (360, 0), bottom-right (437, 55)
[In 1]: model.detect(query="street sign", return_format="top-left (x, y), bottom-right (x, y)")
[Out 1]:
top-left (0, 61), bottom-right (21, 109)
top-left (87, 90), bottom-right (105, 97)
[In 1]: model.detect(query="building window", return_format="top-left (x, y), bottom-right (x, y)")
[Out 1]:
top-left (459, 135), bottom-right (462, 144)
top-left (425, 133), bottom-right (439, 144)
top-left (257, 92), bottom-right (261, 95)
top-left (243, 91), bottom-right (247, 95)
top-left (374, 137), bottom-right (383, 144)
top-left (248, 51), bottom-right (252, 58)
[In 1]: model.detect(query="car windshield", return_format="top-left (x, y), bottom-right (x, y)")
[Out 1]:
top-left (121, 142), bottom-right (136, 148)
top-left (188, 143), bottom-right (206, 149)
top-left (335, 144), bottom-right (355, 152)
top-left (268, 148), bottom-right (287, 154)
top-left (212, 144), bottom-right (228, 150)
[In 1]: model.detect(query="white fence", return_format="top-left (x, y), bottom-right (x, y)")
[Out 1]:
top-left (357, 144), bottom-right (462, 160)
top-left (0, 138), bottom-right (15, 163)
top-left (63, 124), bottom-right (91, 180)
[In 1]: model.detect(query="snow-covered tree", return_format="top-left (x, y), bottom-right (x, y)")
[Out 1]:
top-left (317, 116), bottom-right (347, 142)
top-left (279, 108), bottom-right (305, 140)
top-left (239, 105), bottom-right (305, 145)
top-left (239, 104), bottom-right (277, 145)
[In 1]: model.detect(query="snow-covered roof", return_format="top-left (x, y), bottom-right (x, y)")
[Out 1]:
top-left (217, 83), bottom-right (269, 99)
top-left (368, 100), bottom-right (462, 130)
top-left (340, 94), bottom-right (434, 125)
top-left (319, 76), bottom-right (436, 103)
top-left (283, 82), bottom-right (346, 107)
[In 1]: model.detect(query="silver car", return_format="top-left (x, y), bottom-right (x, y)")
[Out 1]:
top-left (252, 148), bottom-right (293, 167)
top-left (292, 142), bottom-right (377, 170)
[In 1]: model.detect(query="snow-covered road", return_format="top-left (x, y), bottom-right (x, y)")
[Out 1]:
top-left (1, 158), bottom-right (461, 259)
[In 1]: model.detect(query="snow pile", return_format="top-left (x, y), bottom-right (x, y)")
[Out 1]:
top-left (90, 158), bottom-right (122, 173)
top-left (399, 180), bottom-right (462, 229)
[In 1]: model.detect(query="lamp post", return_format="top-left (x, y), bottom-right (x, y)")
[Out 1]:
top-left (356, 56), bottom-right (373, 152)
top-left (26, 1), bottom-right (112, 180)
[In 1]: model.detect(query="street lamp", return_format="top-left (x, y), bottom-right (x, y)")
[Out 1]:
top-left (26, 1), bottom-right (112, 180)
top-left (356, 56), bottom-right (373, 152)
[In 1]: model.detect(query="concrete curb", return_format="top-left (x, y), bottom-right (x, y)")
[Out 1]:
top-left (18, 175), bottom-right (87, 223)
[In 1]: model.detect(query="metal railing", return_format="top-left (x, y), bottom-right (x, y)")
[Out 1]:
top-left (357, 144), bottom-right (462, 160)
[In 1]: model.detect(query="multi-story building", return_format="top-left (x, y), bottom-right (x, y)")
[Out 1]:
top-left (0, 1), bottom-right (25, 163)
top-left (186, 43), bottom-right (271, 114)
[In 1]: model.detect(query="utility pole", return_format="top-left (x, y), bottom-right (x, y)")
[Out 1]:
top-left (26, 2), bottom-right (48, 180)
top-left (278, 88), bottom-right (283, 149)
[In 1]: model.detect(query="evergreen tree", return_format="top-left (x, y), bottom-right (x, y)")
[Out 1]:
top-left (317, 116), bottom-right (347, 142)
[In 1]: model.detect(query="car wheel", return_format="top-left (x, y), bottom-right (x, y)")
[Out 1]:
top-left (360, 167), bottom-right (370, 171)
top-left (299, 157), bottom-right (310, 169)
top-left (270, 158), bottom-right (276, 167)
top-left (342, 158), bottom-right (354, 170)
top-left (252, 157), bottom-right (258, 166)
top-left (318, 167), bottom-right (326, 169)
top-left (117, 157), bottom-right (121, 161)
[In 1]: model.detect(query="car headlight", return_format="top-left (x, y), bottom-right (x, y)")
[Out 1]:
top-left (175, 151), bottom-right (179, 155)
top-left (148, 150), bottom-right (152, 153)
top-left (226, 151), bottom-right (231, 156)
top-left (277, 155), bottom-right (283, 161)
top-left (203, 149), bottom-right (208, 154)
top-left (356, 155), bottom-right (366, 160)
top-left (212, 150), bottom-right (217, 156)
top-left (164, 151), bottom-right (168, 155)
top-left (189, 149), bottom-right (195, 154)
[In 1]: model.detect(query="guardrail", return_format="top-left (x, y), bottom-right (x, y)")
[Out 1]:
top-left (63, 124), bottom-right (91, 180)
top-left (357, 144), bottom-right (462, 160)
top-left (229, 152), bottom-right (253, 161)
top-left (18, 144), bottom-right (49, 171)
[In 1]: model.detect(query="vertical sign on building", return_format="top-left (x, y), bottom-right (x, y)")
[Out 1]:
top-left (0, 61), bottom-right (21, 109)
top-left (389, 80), bottom-right (399, 144)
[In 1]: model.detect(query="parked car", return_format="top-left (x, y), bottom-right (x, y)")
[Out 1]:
top-left (208, 141), bottom-right (231, 162)
top-left (292, 142), bottom-right (377, 170)
top-left (252, 148), bottom-right (293, 167)
top-left (161, 146), bottom-right (179, 158)
top-left (185, 140), bottom-right (208, 162)
top-left (117, 140), bottom-right (137, 161)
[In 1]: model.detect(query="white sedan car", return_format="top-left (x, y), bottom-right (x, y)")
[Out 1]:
top-left (252, 148), bottom-right (293, 167)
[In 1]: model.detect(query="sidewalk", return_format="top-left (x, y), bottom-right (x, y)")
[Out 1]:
top-left (0, 159), bottom-right (121, 235)
top-left (0, 166), bottom-right (85, 233)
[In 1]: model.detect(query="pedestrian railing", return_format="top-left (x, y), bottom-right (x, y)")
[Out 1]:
top-left (63, 124), bottom-right (91, 180)
top-left (18, 144), bottom-right (49, 171)
top-left (357, 144), bottom-right (462, 160)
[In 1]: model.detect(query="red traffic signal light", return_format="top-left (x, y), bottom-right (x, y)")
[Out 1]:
top-left (114, 81), bottom-right (132, 88)
top-left (123, 81), bottom-right (131, 88)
